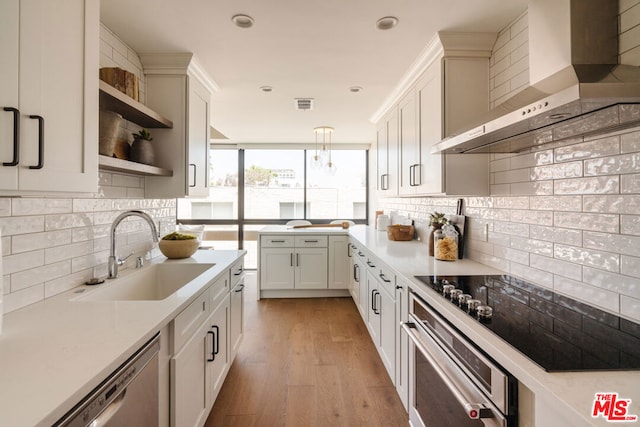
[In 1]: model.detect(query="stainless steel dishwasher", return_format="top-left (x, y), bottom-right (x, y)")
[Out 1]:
top-left (54, 333), bottom-right (160, 427)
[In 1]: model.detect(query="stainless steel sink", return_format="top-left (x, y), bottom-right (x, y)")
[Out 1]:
top-left (74, 263), bottom-right (215, 301)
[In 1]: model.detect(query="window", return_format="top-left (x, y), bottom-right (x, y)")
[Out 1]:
top-left (177, 146), bottom-right (368, 268)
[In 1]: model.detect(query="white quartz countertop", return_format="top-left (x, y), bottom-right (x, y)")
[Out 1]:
top-left (347, 225), bottom-right (640, 427)
top-left (259, 225), bottom-right (350, 234)
top-left (0, 249), bottom-right (245, 427)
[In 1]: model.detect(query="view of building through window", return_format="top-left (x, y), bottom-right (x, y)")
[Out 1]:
top-left (177, 147), bottom-right (367, 268)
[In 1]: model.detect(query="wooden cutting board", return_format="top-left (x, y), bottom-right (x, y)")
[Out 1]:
top-left (448, 199), bottom-right (466, 259)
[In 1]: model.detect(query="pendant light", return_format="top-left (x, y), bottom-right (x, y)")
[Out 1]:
top-left (313, 126), bottom-right (336, 175)
top-left (311, 127), bottom-right (324, 169)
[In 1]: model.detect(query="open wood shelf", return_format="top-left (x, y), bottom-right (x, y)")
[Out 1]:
top-left (99, 80), bottom-right (173, 128)
top-left (98, 155), bottom-right (173, 176)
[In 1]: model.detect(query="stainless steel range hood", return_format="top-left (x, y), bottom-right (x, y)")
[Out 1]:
top-left (433, 0), bottom-right (640, 154)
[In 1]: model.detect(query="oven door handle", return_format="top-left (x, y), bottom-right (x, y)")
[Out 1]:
top-left (402, 322), bottom-right (494, 421)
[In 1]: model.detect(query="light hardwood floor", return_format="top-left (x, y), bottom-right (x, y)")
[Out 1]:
top-left (204, 272), bottom-right (409, 426)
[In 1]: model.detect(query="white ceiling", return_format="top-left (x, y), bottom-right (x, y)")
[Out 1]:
top-left (100, 0), bottom-right (527, 145)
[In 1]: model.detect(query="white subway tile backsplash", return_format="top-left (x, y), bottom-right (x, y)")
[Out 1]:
top-left (530, 225), bottom-right (583, 246)
top-left (510, 263), bottom-right (554, 289)
top-left (554, 137), bottom-right (620, 162)
top-left (554, 212), bottom-right (619, 233)
top-left (583, 194), bottom-right (640, 214)
top-left (621, 255), bottom-right (640, 279)
top-left (584, 231), bottom-right (640, 257)
top-left (45, 213), bottom-right (94, 231)
top-left (531, 162), bottom-right (582, 181)
top-left (44, 269), bottom-right (93, 299)
top-left (621, 215), bottom-right (640, 235)
top-left (0, 216), bottom-right (45, 236)
top-left (0, 199), bottom-right (11, 216)
top-left (11, 261), bottom-right (70, 292)
top-left (584, 152), bottom-right (640, 176)
top-left (510, 181), bottom-right (554, 195)
top-left (4, 250), bottom-right (44, 276)
top-left (621, 130), bottom-right (640, 153)
top-left (583, 266), bottom-right (640, 299)
top-left (554, 176), bottom-right (619, 194)
top-left (45, 241), bottom-right (93, 264)
top-left (621, 295), bottom-right (640, 322)
top-left (11, 230), bottom-right (72, 254)
top-left (510, 209), bottom-right (553, 225)
top-left (11, 198), bottom-right (72, 216)
top-left (621, 173), bottom-right (640, 193)
top-left (494, 245), bottom-right (529, 264)
top-left (530, 254), bottom-right (582, 280)
top-left (3, 285), bottom-right (44, 313)
top-left (530, 195), bottom-right (582, 211)
top-left (510, 236), bottom-right (553, 256)
top-left (72, 199), bottom-right (114, 213)
top-left (554, 244), bottom-right (619, 272)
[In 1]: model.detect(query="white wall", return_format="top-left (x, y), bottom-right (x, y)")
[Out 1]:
top-left (0, 25), bottom-right (176, 314)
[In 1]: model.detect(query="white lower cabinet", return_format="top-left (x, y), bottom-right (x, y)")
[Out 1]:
top-left (328, 235), bottom-right (350, 289)
top-left (395, 280), bottom-right (409, 410)
top-left (363, 253), bottom-right (397, 383)
top-left (229, 258), bottom-right (245, 358)
top-left (259, 234), bottom-right (329, 291)
top-left (169, 257), bottom-right (244, 427)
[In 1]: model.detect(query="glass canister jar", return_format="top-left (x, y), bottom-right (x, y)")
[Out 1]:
top-left (434, 224), bottom-right (459, 261)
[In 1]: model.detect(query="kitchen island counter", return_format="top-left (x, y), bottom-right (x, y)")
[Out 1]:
top-left (0, 249), bottom-right (245, 427)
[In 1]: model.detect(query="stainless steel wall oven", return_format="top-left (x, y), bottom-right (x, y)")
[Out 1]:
top-left (402, 291), bottom-right (517, 427)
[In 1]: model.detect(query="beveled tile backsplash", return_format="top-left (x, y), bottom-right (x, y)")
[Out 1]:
top-left (378, 126), bottom-right (640, 322)
top-left (0, 170), bottom-right (176, 313)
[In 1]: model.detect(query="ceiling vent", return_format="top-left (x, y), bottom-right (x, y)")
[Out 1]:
top-left (295, 98), bottom-right (314, 111)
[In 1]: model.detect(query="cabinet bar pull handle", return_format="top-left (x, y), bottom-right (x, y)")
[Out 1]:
top-left (347, 244), bottom-right (352, 257)
top-left (379, 272), bottom-right (391, 283)
top-left (414, 163), bottom-right (422, 186)
top-left (28, 115), bottom-right (44, 169)
top-left (233, 267), bottom-right (243, 276)
top-left (354, 264), bottom-right (360, 282)
top-left (271, 239), bottom-right (285, 243)
top-left (367, 260), bottom-right (375, 268)
top-left (304, 239), bottom-right (318, 243)
top-left (358, 251), bottom-right (364, 257)
top-left (189, 163), bottom-right (196, 187)
top-left (207, 330), bottom-right (215, 362)
top-left (290, 253), bottom-right (293, 266)
top-left (212, 325), bottom-right (220, 356)
top-left (234, 284), bottom-right (245, 292)
top-left (2, 107), bottom-right (19, 166)
top-left (409, 165), bottom-right (414, 186)
top-left (296, 253), bottom-right (300, 266)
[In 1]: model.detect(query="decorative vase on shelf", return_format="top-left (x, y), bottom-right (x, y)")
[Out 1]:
top-left (130, 129), bottom-right (155, 165)
top-left (98, 110), bottom-right (122, 157)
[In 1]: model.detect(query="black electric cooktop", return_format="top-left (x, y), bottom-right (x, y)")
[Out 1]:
top-left (414, 274), bottom-right (640, 372)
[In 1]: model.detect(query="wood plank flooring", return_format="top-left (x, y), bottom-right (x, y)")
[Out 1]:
top-left (204, 272), bottom-right (408, 427)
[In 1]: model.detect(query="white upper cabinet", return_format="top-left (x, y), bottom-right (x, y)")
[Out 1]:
top-left (376, 108), bottom-right (398, 196)
top-left (141, 54), bottom-right (216, 198)
top-left (380, 32), bottom-right (496, 197)
top-left (0, 0), bottom-right (98, 193)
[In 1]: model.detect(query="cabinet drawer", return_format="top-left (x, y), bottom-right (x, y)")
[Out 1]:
top-left (377, 263), bottom-right (396, 297)
top-left (210, 274), bottom-right (229, 309)
top-left (294, 235), bottom-right (328, 247)
top-left (261, 235), bottom-right (295, 248)
top-left (230, 258), bottom-right (244, 288)
top-left (172, 287), bottom-right (211, 353)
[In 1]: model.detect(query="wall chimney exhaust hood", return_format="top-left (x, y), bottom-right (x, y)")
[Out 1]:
top-left (433, 0), bottom-right (640, 154)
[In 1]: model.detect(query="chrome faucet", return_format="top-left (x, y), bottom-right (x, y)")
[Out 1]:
top-left (108, 210), bottom-right (160, 279)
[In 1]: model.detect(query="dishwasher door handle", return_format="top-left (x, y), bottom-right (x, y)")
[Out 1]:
top-left (91, 390), bottom-right (127, 426)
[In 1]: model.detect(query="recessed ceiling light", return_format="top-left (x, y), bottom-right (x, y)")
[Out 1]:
top-left (376, 16), bottom-right (399, 30)
top-left (231, 14), bottom-right (254, 28)
top-left (349, 86), bottom-right (363, 93)
top-left (260, 86), bottom-right (273, 93)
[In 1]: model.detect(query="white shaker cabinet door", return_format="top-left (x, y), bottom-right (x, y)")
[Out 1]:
top-left (17, 0), bottom-right (98, 193)
top-left (260, 247), bottom-right (295, 290)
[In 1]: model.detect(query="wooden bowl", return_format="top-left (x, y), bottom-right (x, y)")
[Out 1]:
top-left (159, 238), bottom-right (200, 259)
top-left (387, 225), bottom-right (415, 241)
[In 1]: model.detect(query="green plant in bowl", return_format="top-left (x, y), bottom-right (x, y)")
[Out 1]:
top-left (159, 232), bottom-right (200, 258)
